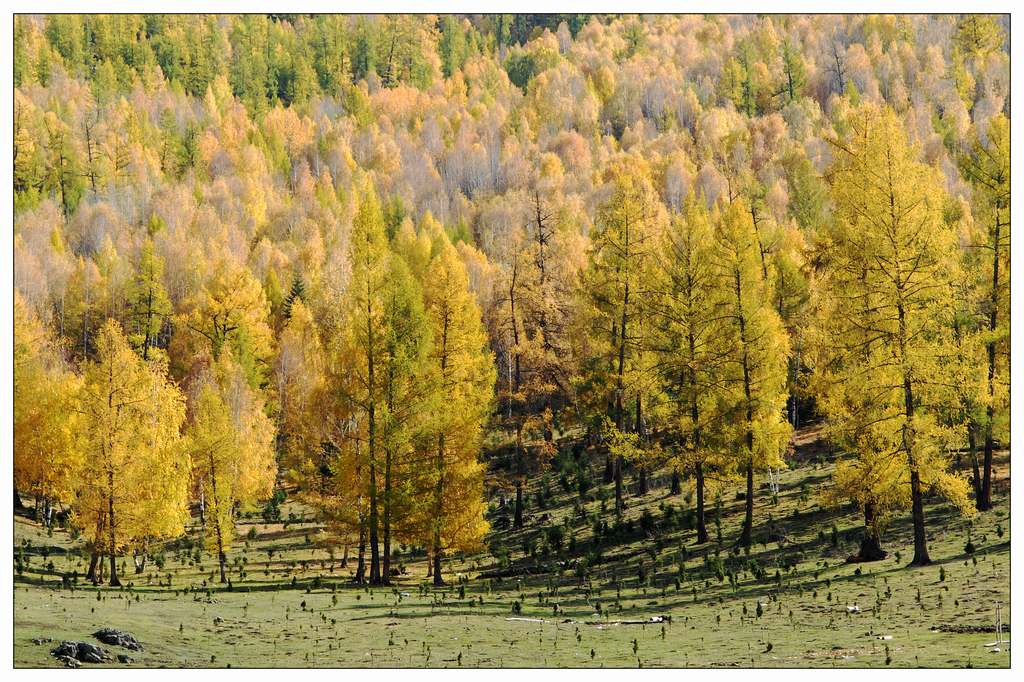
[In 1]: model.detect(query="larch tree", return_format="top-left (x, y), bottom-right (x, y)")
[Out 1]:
top-left (376, 255), bottom-right (432, 582)
top-left (712, 198), bottom-right (791, 549)
top-left (336, 184), bottom-right (392, 585)
top-left (957, 113), bottom-right (1010, 511)
top-left (823, 104), bottom-right (974, 566)
top-left (276, 298), bottom-right (325, 483)
top-left (187, 356), bottom-right (277, 583)
top-left (126, 238), bottom-right (172, 361)
top-left (420, 238), bottom-right (494, 586)
top-left (808, 275), bottom-right (909, 561)
top-left (75, 320), bottom-right (189, 586)
top-left (14, 292), bottom-right (83, 519)
top-left (179, 258), bottom-right (275, 389)
top-left (582, 156), bottom-right (666, 514)
top-left (649, 194), bottom-right (730, 543)
top-left (333, 185), bottom-right (432, 584)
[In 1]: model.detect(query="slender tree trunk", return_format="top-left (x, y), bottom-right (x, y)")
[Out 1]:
top-left (968, 424), bottom-right (983, 506)
top-left (613, 274), bottom-right (629, 515)
top-left (979, 213), bottom-right (1002, 512)
top-left (382, 448), bottom-right (392, 585)
top-left (909, 466), bottom-right (930, 565)
top-left (513, 478), bottom-right (523, 529)
top-left (432, 434), bottom-right (446, 587)
top-left (980, 423), bottom-right (994, 511)
top-left (904, 382), bottom-right (931, 566)
top-left (368, 458), bottom-right (381, 585)
top-left (513, 423), bottom-right (524, 529)
top-left (366, 284), bottom-right (381, 585)
top-left (603, 454), bottom-right (613, 483)
top-left (354, 524), bottom-right (366, 584)
top-left (898, 295), bottom-right (931, 566)
top-left (614, 456), bottom-right (624, 515)
top-left (107, 471), bottom-right (121, 587)
top-left (217, 534), bottom-right (227, 584)
top-left (695, 463), bottom-right (708, 544)
top-left (637, 467), bottom-right (648, 496)
top-left (14, 487), bottom-right (25, 511)
top-left (738, 459), bottom-right (754, 548)
top-left (734, 268), bottom-right (755, 549)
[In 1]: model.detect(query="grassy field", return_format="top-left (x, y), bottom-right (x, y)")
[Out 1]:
top-left (13, 426), bottom-right (1011, 668)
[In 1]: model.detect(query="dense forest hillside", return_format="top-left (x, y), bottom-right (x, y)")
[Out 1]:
top-left (14, 12), bottom-right (1009, 602)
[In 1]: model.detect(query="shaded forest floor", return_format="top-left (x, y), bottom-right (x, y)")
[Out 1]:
top-left (13, 425), bottom-right (1011, 668)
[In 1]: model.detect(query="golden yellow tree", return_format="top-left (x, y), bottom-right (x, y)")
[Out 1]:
top-left (958, 113), bottom-right (1010, 511)
top-left (14, 293), bottom-right (83, 519)
top-left (649, 194), bottom-right (731, 543)
top-left (712, 198), bottom-right (791, 548)
top-left (187, 356), bottom-right (276, 583)
top-left (582, 156), bottom-right (666, 514)
top-left (420, 238), bottom-right (494, 585)
top-left (178, 258), bottom-right (274, 388)
top-left (822, 104), bottom-right (974, 565)
top-left (75, 320), bottom-right (189, 586)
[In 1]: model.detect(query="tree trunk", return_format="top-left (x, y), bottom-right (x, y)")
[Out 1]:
top-left (738, 460), bottom-right (754, 548)
top-left (694, 463), bottom-right (708, 544)
top-left (637, 467), bottom-right (648, 496)
top-left (432, 548), bottom-right (444, 587)
top-left (513, 478), bottom-right (524, 529)
top-left (909, 466), bottom-right (931, 565)
top-left (670, 469), bottom-right (681, 496)
top-left (14, 487), bottom-right (25, 511)
top-left (354, 524), bottom-right (366, 584)
top-left (614, 456), bottom-right (624, 515)
top-left (734, 267), bottom-right (755, 549)
top-left (968, 424), bottom-right (983, 507)
top-left (382, 449), bottom-right (392, 585)
top-left (107, 472), bottom-right (121, 587)
top-left (108, 552), bottom-right (120, 587)
top-left (368, 410), bottom-right (381, 585)
top-left (86, 549), bottom-right (100, 584)
top-left (900, 333), bottom-right (931, 566)
top-left (978, 212), bottom-right (1002, 512)
top-left (980, 424), bottom-right (994, 511)
top-left (603, 454), bottom-right (614, 483)
top-left (368, 470), bottom-right (381, 585)
top-left (853, 503), bottom-right (887, 562)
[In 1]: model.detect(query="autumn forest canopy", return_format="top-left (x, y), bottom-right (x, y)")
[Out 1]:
top-left (12, 13), bottom-right (1010, 594)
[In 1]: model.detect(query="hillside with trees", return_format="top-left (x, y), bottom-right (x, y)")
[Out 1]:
top-left (12, 14), bottom-right (1010, 668)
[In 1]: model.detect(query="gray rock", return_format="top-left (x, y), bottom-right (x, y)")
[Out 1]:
top-left (50, 640), bottom-right (111, 665)
top-left (56, 655), bottom-right (81, 668)
top-left (117, 654), bottom-right (134, 664)
top-left (76, 642), bottom-right (110, 663)
top-left (93, 627), bottom-right (144, 651)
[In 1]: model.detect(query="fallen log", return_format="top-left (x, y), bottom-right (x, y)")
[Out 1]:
top-left (583, 615), bottom-right (671, 626)
top-left (931, 623), bottom-right (1010, 634)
